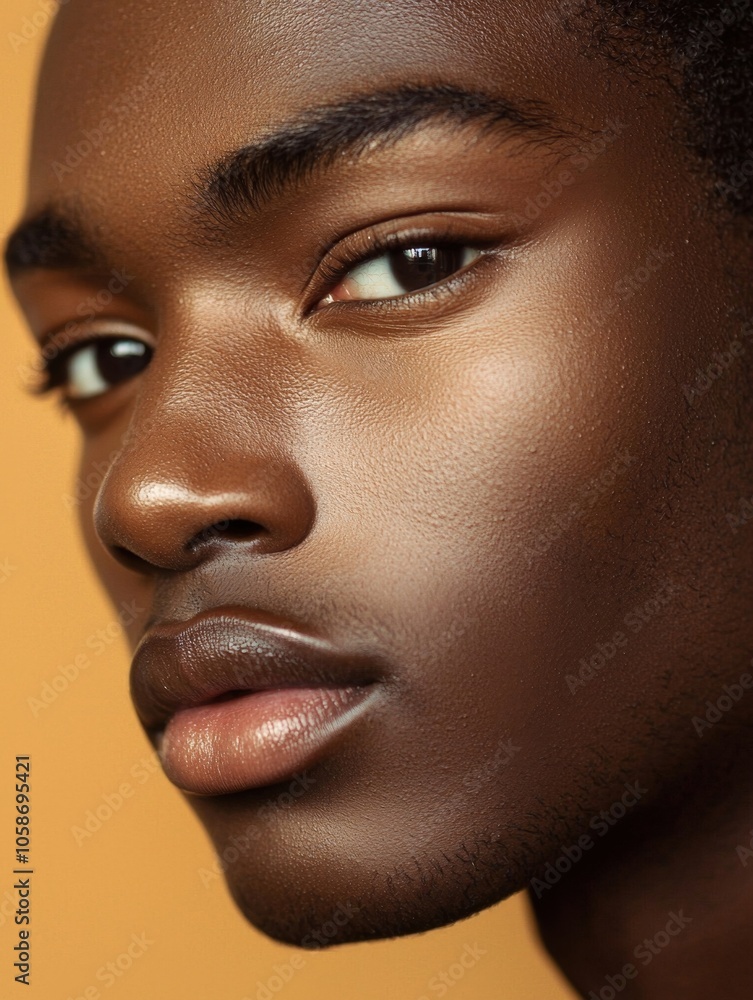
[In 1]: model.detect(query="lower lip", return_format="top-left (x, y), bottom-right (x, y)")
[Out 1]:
top-left (157, 686), bottom-right (373, 795)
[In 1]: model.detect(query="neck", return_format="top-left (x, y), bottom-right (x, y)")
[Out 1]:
top-left (530, 743), bottom-right (753, 998)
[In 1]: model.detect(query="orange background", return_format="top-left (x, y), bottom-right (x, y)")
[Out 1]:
top-left (0, 4), bottom-right (576, 997)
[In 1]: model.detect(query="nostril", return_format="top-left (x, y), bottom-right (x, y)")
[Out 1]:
top-left (191, 518), bottom-right (264, 547)
top-left (104, 519), bottom-right (266, 571)
top-left (110, 544), bottom-right (153, 573)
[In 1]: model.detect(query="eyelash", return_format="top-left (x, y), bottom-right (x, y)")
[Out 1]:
top-left (30, 225), bottom-right (505, 399)
top-left (30, 336), bottom-right (99, 398)
top-left (310, 224), bottom-right (502, 313)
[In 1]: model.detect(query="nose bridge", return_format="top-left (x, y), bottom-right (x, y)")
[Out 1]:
top-left (92, 344), bottom-right (316, 572)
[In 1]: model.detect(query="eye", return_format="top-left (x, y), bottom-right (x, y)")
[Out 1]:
top-left (46, 336), bottom-right (153, 400)
top-left (318, 243), bottom-right (483, 306)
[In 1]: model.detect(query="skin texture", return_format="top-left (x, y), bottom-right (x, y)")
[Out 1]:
top-left (7, 0), bottom-right (753, 995)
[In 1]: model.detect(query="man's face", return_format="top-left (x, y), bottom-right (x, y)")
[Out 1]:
top-left (9, 0), bottom-right (753, 945)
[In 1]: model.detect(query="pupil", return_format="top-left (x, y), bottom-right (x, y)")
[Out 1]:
top-left (96, 339), bottom-right (149, 384)
top-left (389, 245), bottom-right (464, 293)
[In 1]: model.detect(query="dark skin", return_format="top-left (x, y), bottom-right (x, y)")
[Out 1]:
top-left (7, 0), bottom-right (753, 995)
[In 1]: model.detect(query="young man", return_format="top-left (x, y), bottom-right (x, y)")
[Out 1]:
top-left (6, 0), bottom-right (753, 995)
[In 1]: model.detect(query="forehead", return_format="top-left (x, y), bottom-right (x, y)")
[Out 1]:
top-left (28, 0), bottom-right (626, 208)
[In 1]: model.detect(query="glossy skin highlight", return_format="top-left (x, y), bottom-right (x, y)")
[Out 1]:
top-left (8, 1), bottom-right (753, 995)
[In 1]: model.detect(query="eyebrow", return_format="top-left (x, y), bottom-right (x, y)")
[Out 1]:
top-left (4, 204), bottom-right (104, 277)
top-left (195, 82), bottom-right (579, 231)
top-left (5, 82), bottom-right (579, 275)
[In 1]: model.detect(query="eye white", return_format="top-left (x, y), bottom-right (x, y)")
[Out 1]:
top-left (66, 339), bottom-right (148, 399)
top-left (346, 256), bottom-right (409, 299)
top-left (67, 345), bottom-right (108, 399)
top-left (333, 246), bottom-right (482, 303)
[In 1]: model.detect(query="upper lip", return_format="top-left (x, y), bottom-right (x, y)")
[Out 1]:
top-left (130, 607), bottom-right (383, 734)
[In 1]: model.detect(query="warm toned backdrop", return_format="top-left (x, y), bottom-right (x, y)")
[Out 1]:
top-left (0, 3), bottom-right (576, 997)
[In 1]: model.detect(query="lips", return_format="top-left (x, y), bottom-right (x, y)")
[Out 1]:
top-left (130, 608), bottom-right (382, 795)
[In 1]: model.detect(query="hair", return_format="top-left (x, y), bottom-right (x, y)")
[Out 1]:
top-left (570, 0), bottom-right (753, 215)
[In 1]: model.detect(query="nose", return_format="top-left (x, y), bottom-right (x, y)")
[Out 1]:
top-left (93, 413), bottom-right (316, 574)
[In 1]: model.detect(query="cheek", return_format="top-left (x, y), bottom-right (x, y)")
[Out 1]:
top-left (308, 293), bottom-right (674, 737)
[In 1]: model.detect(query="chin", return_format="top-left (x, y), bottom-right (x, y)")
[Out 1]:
top-left (214, 827), bottom-right (527, 947)
top-left (183, 736), bottom-right (550, 946)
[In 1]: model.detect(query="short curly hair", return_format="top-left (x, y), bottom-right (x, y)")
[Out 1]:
top-left (568, 0), bottom-right (753, 215)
